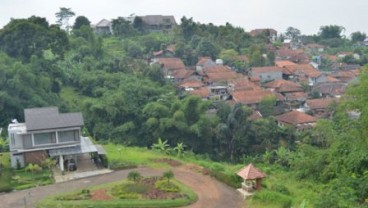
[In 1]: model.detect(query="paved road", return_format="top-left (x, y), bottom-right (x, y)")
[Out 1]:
top-left (0, 167), bottom-right (244, 208)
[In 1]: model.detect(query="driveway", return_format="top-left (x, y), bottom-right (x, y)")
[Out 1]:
top-left (0, 167), bottom-right (245, 208)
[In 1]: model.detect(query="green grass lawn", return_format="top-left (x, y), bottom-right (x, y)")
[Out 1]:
top-left (104, 144), bottom-right (172, 169)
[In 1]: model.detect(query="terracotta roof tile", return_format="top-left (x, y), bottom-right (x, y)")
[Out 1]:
top-left (179, 80), bottom-right (202, 88)
top-left (275, 60), bottom-right (297, 68)
top-left (284, 92), bottom-right (308, 101)
top-left (173, 69), bottom-right (194, 79)
top-left (188, 87), bottom-right (210, 98)
top-left (276, 110), bottom-right (317, 125)
top-left (306, 98), bottom-right (338, 110)
top-left (204, 65), bottom-right (232, 73)
top-left (207, 71), bottom-right (243, 82)
top-left (251, 66), bottom-right (284, 74)
top-left (237, 163), bottom-right (266, 180)
top-left (232, 89), bottom-right (283, 105)
top-left (155, 58), bottom-right (185, 71)
top-left (283, 64), bottom-right (321, 78)
top-left (264, 80), bottom-right (303, 93)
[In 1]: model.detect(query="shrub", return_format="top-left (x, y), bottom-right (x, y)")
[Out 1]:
top-left (25, 163), bottom-right (42, 173)
top-left (270, 184), bottom-right (290, 195)
top-left (209, 170), bottom-right (242, 188)
top-left (253, 190), bottom-right (292, 208)
top-left (128, 171), bottom-right (142, 183)
top-left (155, 180), bottom-right (180, 192)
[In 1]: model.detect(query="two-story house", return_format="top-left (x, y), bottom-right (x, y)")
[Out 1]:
top-left (8, 107), bottom-right (103, 171)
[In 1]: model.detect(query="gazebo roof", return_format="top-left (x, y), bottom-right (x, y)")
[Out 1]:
top-left (237, 163), bottom-right (266, 180)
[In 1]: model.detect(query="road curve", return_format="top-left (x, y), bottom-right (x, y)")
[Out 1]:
top-left (0, 167), bottom-right (244, 208)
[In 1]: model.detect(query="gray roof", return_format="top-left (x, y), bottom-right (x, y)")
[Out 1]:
top-left (95, 19), bottom-right (111, 27)
top-left (25, 107), bottom-right (84, 131)
top-left (140, 15), bottom-right (177, 26)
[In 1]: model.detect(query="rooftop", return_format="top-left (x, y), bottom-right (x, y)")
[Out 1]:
top-left (24, 107), bottom-right (84, 131)
top-left (237, 163), bottom-right (266, 180)
top-left (276, 110), bottom-right (317, 125)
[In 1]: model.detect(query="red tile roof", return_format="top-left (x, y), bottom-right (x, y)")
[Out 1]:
top-left (173, 69), bottom-right (194, 79)
top-left (206, 72), bottom-right (241, 82)
top-left (197, 57), bottom-right (214, 66)
top-left (275, 60), bottom-right (297, 68)
top-left (204, 65), bottom-right (232, 73)
top-left (229, 77), bottom-right (261, 91)
top-left (284, 92), bottom-right (308, 101)
top-left (306, 98), bottom-right (338, 110)
top-left (264, 80), bottom-right (303, 93)
top-left (276, 49), bottom-right (309, 63)
top-left (188, 87), bottom-right (210, 98)
top-left (155, 58), bottom-right (185, 71)
top-left (179, 80), bottom-right (202, 88)
top-left (237, 163), bottom-right (266, 180)
top-left (283, 64), bottom-right (321, 78)
top-left (232, 89), bottom-right (284, 105)
top-left (276, 110), bottom-right (317, 125)
top-left (251, 66), bottom-right (284, 74)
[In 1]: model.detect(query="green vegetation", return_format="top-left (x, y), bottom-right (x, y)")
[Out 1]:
top-left (0, 153), bottom-right (52, 192)
top-left (1, 10), bottom-right (368, 207)
top-left (37, 177), bottom-right (197, 208)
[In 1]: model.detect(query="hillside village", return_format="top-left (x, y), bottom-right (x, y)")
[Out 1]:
top-left (92, 16), bottom-right (361, 131)
top-left (1, 9), bottom-right (368, 208)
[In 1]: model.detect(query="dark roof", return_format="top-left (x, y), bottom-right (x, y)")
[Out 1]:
top-left (25, 107), bottom-right (84, 131)
top-left (140, 15), bottom-right (177, 26)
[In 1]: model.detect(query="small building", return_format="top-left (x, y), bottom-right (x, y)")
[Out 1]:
top-left (275, 110), bottom-right (317, 130)
top-left (249, 66), bottom-right (283, 83)
top-left (305, 98), bottom-right (338, 118)
top-left (139, 15), bottom-right (177, 31)
top-left (237, 163), bottom-right (266, 193)
top-left (8, 107), bottom-right (105, 171)
top-left (94, 19), bottom-right (112, 35)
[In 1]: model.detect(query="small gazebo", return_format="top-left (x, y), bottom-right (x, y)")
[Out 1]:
top-left (237, 163), bottom-right (266, 192)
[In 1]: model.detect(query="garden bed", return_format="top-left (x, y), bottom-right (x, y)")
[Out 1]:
top-left (37, 175), bottom-right (197, 208)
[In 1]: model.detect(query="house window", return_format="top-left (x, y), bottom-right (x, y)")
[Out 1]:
top-left (34, 132), bottom-right (56, 146)
top-left (58, 130), bottom-right (79, 143)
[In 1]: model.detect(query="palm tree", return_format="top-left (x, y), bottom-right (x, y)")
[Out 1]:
top-left (152, 138), bottom-right (169, 154)
top-left (174, 142), bottom-right (186, 158)
top-left (163, 170), bottom-right (174, 184)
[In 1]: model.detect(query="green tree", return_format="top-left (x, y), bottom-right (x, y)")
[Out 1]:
top-left (259, 95), bottom-right (276, 117)
top-left (55, 7), bottom-right (75, 32)
top-left (0, 16), bottom-right (68, 62)
top-left (152, 138), bottom-right (170, 154)
top-left (196, 39), bottom-right (219, 59)
top-left (285, 26), bottom-right (301, 41)
top-left (351, 31), bottom-right (366, 43)
top-left (73, 16), bottom-right (91, 30)
top-left (174, 142), bottom-right (186, 158)
top-left (319, 25), bottom-right (345, 39)
top-left (112, 17), bottom-right (136, 37)
top-left (163, 170), bottom-right (174, 184)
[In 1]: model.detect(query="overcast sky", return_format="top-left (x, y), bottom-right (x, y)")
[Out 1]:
top-left (1, 0), bottom-right (367, 36)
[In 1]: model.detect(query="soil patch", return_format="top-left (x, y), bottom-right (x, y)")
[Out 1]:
top-left (91, 189), bottom-right (113, 200)
top-left (154, 158), bottom-right (182, 167)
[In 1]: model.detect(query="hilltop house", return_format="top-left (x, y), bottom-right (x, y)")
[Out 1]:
top-left (139, 15), bottom-right (177, 31)
top-left (94, 19), bottom-right (113, 35)
top-left (8, 107), bottom-right (104, 171)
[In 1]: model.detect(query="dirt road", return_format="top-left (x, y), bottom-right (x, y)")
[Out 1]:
top-left (0, 167), bottom-right (244, 208)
